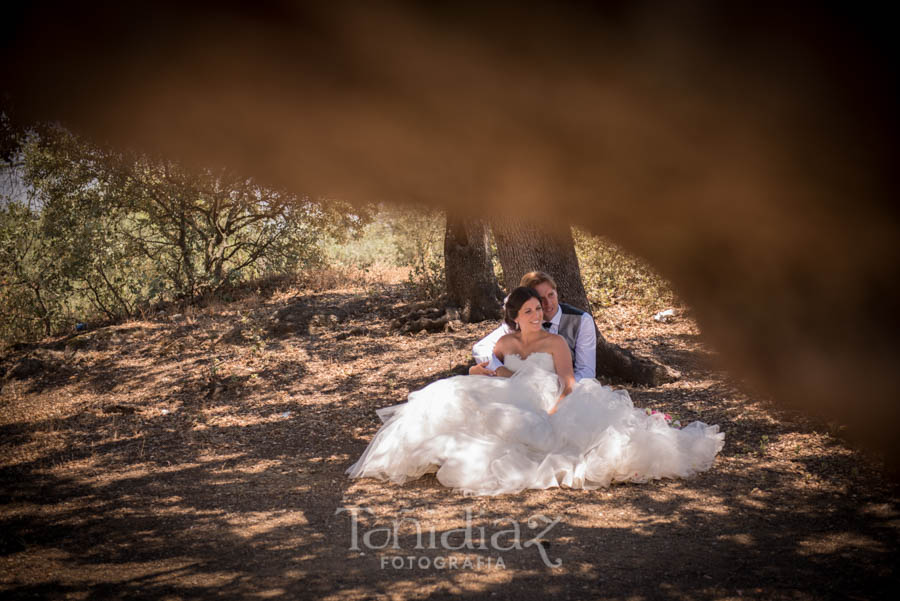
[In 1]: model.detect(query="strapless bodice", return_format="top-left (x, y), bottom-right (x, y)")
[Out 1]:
top-left (503, 351), bottom-right (555, 373)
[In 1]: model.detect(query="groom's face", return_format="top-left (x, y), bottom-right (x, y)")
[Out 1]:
top-left (532, 282), bottom-right (559, 320)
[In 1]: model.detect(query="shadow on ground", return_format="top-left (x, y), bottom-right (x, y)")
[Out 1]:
top-left (2, 285), bottom-right (898, 600)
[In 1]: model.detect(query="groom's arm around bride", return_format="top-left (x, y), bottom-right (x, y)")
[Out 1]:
top-left (472, 271), bottom-right (597, 381)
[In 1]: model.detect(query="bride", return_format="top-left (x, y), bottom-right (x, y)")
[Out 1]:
top-left (346, 287), bottom-right (725, 496)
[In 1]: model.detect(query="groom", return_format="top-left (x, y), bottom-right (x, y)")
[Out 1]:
top-left (471, 271), bottom-right (597, 381)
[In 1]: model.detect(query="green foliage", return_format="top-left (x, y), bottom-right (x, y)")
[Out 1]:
top-left (0, 124), bottom-right (371, 344)
top-left (574, 227), bottom-right (676, 309)
top-left (488, 229), bottom-right (504, 286)
top-left (0, 192), bottom-right (66, 340)
top-left (390, 206), bottom-right (445, 299)
top-left (322, 203), bottom-right (445, 299)
top-left (322, 213), bottom-right (400, 269)
top-left (406, 247), bottom-right (445, 300)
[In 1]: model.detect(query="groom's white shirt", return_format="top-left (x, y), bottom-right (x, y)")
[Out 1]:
top-left (472, 306), bottom-right (597, 381)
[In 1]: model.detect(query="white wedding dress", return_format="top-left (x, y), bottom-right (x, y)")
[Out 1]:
top-left (346, 352), bottom-right (724, 496)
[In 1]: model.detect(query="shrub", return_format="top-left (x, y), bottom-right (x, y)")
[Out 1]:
top-left (574, 227), bottom-right (676, 310)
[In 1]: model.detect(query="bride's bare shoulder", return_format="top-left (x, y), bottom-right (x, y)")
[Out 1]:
top-left (499, 331), bottom-right (522, 343)
top-left (546, 333), bottom-right (570, 354)
top-left (494, 332), bottom-right (520, 354)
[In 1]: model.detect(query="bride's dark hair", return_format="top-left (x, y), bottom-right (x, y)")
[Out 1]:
top-left (504, 286), bottom-right (542, 330)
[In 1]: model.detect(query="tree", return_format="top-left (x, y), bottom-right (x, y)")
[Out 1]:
top-left (0, 192), bottom-right (65, 339)
top-left (0, 126), bottom-right (94, 340)
top-left (491, 219), bottom-right (590, 311)
top-left (25, 125), bottom-right (365, 298)
top-left (113, 157), bottom-right (344, 298)
top-left (390, 210), bottom-right (502, 334)
top-left (443, 212), bottom-right (502, 322)
top-left (492, 218), bottom-right (678, 387)
top-left (1, 124), bottom-right (370, 343)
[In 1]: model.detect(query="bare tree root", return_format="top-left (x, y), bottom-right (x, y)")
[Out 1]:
top-left (390, 299), bottom-right (466, 334)
top-left (597, 338), bottom-right (681, 387)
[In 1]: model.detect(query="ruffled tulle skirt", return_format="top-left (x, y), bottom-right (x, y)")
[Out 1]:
top-left (346, 367), bottom-right (724, 496)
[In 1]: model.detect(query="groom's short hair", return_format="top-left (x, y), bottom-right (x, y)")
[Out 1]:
top-left (520, 271), bottom-right (557, 290)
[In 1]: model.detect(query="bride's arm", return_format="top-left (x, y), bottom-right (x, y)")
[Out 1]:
top-left (494, 366), bottom-right (515, 378)
top-left (548, 337), bottom-right (576, 415)
top-left (491, 335), bottom-right (515, 378)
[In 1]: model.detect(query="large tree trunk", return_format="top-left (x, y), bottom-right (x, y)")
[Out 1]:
top-left (491, 219), bottom-right (591, 311)
top-left (444, 213), bottom-right (502, 322)
top-left (492, 218), bottom-right (677, 387)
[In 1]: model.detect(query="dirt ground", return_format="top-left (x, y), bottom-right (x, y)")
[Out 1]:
top-left (1, 281), bottom-right (898, 600)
